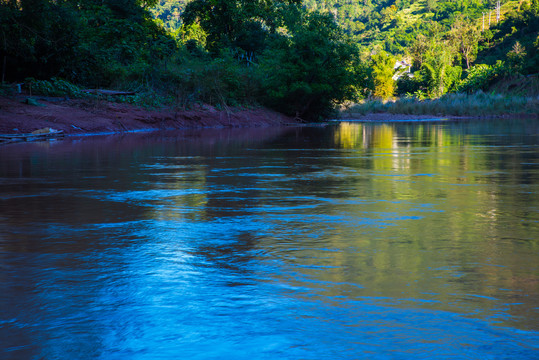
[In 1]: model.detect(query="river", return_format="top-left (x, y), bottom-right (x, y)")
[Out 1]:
top-left (1, 120), bottom-right (538, 359)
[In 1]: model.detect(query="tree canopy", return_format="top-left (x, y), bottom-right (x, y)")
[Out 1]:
top-left (2, 0), bottom-right (538, 119)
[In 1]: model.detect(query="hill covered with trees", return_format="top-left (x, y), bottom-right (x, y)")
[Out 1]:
top-left (147, 0), bottom-right (539, 100)
top-left (1, 0), bottom-right (368, 120)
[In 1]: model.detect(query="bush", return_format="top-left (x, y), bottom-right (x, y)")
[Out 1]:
top-left (457, 61), bottom-right (506, 93)
top-left (26, 78), bottom-right (84, 97)
top-left (155, 49), bottom-right (261, 109)
top-left (259, 10), bottom-right (362, 120)
top-left (396, 75), bottom-right (422, 96)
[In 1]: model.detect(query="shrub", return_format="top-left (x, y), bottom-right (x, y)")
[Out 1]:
top-left (457, 61), bottom-right (506, 93)
top-left (26, 78), bottom-right (84, 97)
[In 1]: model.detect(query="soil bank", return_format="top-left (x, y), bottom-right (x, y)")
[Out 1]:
top-left (0, 95), bottom-right (299, 136)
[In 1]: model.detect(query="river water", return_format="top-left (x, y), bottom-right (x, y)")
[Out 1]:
top-left (1, 120), bottom-right (538, 359)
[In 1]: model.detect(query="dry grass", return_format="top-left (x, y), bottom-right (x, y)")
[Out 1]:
top-left (342, 92), bottom-right (539, 117)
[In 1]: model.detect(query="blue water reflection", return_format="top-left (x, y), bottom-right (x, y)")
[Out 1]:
top-left (1, 123), bottom-right (538, 359)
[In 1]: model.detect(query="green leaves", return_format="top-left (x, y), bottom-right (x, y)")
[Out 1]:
top-left (258, 9), bottom-right (362, 120)
top-left (371, 51), bottom-right (394, 99)
top-left (449, 15), bottom-right (480, 69)
top-left (457, 61), bottom-right (505, 93)
top-left (1, 0), bottom-right (177, 86)
top-left (26, 78), bottom-right (84, 97)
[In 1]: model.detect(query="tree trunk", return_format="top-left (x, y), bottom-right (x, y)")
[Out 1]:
top-left (1, 32), bottom-right (6, 84)
top-left (1, 54), bottom-right (5, 84)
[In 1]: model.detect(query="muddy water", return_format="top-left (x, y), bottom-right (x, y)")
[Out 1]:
top-left (1, 121), bottom-right (538, 359)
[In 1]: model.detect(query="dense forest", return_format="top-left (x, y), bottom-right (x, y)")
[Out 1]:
top-left (1, 0), bottom-right (538, 119)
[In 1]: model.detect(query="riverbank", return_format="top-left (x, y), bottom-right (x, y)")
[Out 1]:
top-left (337, 113), bottom-right (457, 122)
top-left (341, 92), bottom-right (539, 120)
top-left (0, 95), bottom-right (299, 136)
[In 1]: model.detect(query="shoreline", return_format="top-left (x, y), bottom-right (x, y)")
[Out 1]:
top-left (0, 95), bottom-right (300, 138)
top-left (336, 112), bottom-right (539, 122)
top-left (2, 95), bottom-right (534, 144)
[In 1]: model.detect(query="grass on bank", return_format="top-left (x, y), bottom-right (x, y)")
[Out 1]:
top-left (5, 78), bottom-right (538, 120)
top-left (343, 91), bottom-right (539, 117)
top-left (1, 61), bottom-right (257, 111)
top-left (0, 78), bottom-right (171, 109)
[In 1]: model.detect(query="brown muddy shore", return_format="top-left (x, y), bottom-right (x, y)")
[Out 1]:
top-left (4, 95), bottom-right (525, 140)
top-left (0, 95), bottom-right (300, 136)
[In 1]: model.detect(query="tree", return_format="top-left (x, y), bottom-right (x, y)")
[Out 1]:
top-left (532, 0), bottom-right (539, 14)
top-left (408, 34), bottom-right (429, 69)
top-left (419, 38), bottom-right (459, 98)
top-left (0, 0), bottom-right (176, 85)
top-left (426, 0), bottom-right (437, 13)
top-left (259, 9), bottom-right (363, 120)
top-left (449, 15), bottom-right (481, 69)
top-left (0, 0), bottom-right (81, 81)
top-left (371, 51), bottom-right (395, 99)
top-left (506, 41), bottom-right (527, 73)
top-left (182, 0), bottom-right (301, 54)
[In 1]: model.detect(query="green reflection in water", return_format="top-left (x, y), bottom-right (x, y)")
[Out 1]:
top-left (266, 121), bottom-right (539, 330)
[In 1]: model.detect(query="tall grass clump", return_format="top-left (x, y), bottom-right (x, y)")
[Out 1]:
top-left (342, 99), bottom-right (392, 116)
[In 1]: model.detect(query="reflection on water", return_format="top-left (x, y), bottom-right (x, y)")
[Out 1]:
top-left (1, 121), bottom-right (538, 359)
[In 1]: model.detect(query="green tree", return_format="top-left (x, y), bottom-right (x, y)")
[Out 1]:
top-left (449, 15), bottom-right (481, 69)
top-left (408, 34), bottom-right (429, 69)
top-left (0, 0), bottom-right (176, 85)
top-left (532, 0), bottom-right (539, 14)
top-left (371, 51), bottom-right (394, 99)
top-left (182, 0), bottom-right (300, 54)
top-left (426, 0), bottom-right (437, 12)
top-left (506, 41), bottom-right (527, 73)
top-left (420, 42), bottom-right (457, 98)
top-left (259, 9), bottom-right (363, 120)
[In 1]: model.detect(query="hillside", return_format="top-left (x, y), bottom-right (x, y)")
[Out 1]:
top-left (150, 0), bottom-right (527, 55)
top-left (146, 0), bottom-right (538, 100)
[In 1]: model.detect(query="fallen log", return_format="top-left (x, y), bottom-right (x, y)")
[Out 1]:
top-left (0, 128), bottom-right (65, 144)
top-left (83, 89), bottom-right (136, 96)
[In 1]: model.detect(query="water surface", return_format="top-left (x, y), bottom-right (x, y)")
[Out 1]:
top-left (1, 121), bottom-right (538, 359)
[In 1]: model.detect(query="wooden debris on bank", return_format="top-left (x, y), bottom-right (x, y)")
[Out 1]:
top-left (22, 98), bottom-right (46, 107)
top-left (0, 128), bottom-right (65, 144)
top-left (83, 89), bottom-right (136, 96)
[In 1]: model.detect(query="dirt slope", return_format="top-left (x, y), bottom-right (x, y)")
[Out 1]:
top-left (0, 95), bottom-right (298, 135)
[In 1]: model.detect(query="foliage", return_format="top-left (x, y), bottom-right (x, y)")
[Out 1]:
top-left (396, 74), bottom-right (422, 96)
top-left (151, 0), bottom-right (537, 105)
top-left (0, 0), bottom-right (177, 86)
top-left (259, 9), bottom-right (363, 120)
top-left (420, 52), bottom-right (462, 98)
top-left (457, 61), bottom-right (505, 93)
top-left (158, 49), bottom-right (261, 108)
top-left (370, 51), bottom-right (395, 100)
top-left (26, 78), bottom-right (85, 97)
top-left (150, 0), bottom-right (506, 55)
top-left (449, 15), bottom-right (481, 69)
top-left (3, 0), bottom-right (537, 120)
top-left (475, 0), bottom-right (539, 75)
top-left (182, 0), bottom-right (300, 54)
top-left (506, 41), bottom-right (527, 73)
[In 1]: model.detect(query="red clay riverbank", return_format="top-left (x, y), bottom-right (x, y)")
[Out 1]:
top-left (0, 95), bottom-right (299, 136)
